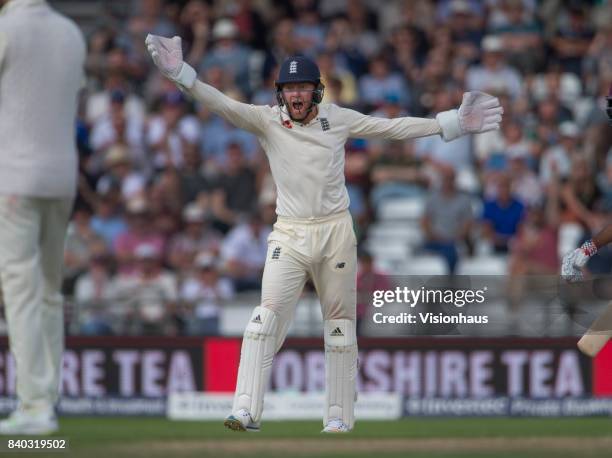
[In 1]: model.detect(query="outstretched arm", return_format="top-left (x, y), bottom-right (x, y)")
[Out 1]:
top-left (145, 34), bottom-right (265, 135)
top-left (344, 92), bottom-right (503, 141)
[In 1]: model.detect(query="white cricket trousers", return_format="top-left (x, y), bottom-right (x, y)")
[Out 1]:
top-left (262, 210), bottom-right (357, 347)
top-left (0, 195), bottom-right (73, 409)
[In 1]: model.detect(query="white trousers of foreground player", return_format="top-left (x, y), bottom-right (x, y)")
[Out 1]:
top-left (0, 195), bottom-right (72, 430)
top-left (231, 210), bottom-right (358, 430)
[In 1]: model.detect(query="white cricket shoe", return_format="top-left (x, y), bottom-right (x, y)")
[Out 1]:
top-left (223, 408), bottom-right (260, 432)
top-left (321, 418), bottom-right (351, 433)
top-left (0, 406), bottom-right (58, 435)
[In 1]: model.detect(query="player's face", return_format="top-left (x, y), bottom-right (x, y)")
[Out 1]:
top-left (282, 82), bottom-right (316, 120)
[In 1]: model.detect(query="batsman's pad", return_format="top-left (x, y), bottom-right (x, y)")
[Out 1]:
top-left (324, 319), bottom-right (357, 429)
top-left (233, 306), bottom-right (278, 423)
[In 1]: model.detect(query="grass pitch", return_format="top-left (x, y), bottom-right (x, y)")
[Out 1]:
top-left (12, 417), bottom-right (612, 458)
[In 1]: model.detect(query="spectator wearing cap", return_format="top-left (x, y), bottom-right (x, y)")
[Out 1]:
top-left (421, 168), bottom-right (474, 274)
top-left (112, 243), bottom-right (179, 335)
top-left (220, 212), bottom-right (271, 291)
top-left (199, 18), bottom-right (251, 96)
top-left (466, 35), bottom-right (523, 99)
top-left (481, 174), bottom-right (525, 254)
top-left (96, 144), bottom-right (147, 202)
top-left (180, 252), bottom-right (234, 335)
top-left (540, 121), bottom-right (581, 184)
top-left (113, 198), bottom-right (166, 274)
top-left (211, 143), bottom-right (259, 231)
top-left (147, 90), bottom-right (200, 170)
top-left (168, 203), bottom-right (223, 273)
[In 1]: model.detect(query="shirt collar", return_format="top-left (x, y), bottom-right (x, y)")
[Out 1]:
top-left (1, 0), bottom-right (47, 15)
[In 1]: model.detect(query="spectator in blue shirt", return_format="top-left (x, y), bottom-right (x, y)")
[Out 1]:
top-left (481, 174), bottom-right (525, 253)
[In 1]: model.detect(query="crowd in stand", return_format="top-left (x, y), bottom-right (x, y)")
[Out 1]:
top-left (60, 0), bottom-right (611, 335)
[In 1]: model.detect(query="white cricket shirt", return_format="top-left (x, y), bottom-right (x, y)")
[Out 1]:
top-left (0, 0), bottom-right (85, 198)
top-left (190, 81), bottom-right (442, 218)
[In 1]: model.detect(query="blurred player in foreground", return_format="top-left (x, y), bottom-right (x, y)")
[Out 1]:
top-left (0, 0), bottom-right (85, 434)
top-left (562, 223), bottom-right (612, 357)
top-left (563, 83), bottom-right (612, 281)
top-left (145, 34), bottom-right (502, 433)
top-left (562, 87), bottom-right (612, 356)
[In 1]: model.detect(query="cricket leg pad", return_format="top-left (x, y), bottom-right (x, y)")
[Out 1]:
top-left (232, 306), bottom-right (278, 424)
top-left (324, 319), bottom-right (357, 430)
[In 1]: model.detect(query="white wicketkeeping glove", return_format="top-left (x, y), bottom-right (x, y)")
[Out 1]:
top-left (436, 91), bottom-right (504, 142)
top-left (561, 239), bottom-right (597, 282)
top-left (145, 34), bottom-right (197, 90)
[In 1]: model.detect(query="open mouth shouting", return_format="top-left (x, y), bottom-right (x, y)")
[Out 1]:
top-left (291, 100), bottom-right (305, 114)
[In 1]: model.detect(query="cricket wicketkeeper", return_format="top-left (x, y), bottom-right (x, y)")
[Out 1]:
top-left (145, 34), bottom-right (503, 432)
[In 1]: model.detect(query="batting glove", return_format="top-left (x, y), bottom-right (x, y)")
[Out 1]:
top-left (561, 239), bottom-right (598, 282)
top-left (145, 34), bottom-right (197, 90)
top-left (436, 91), bottom-right (503, 141)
